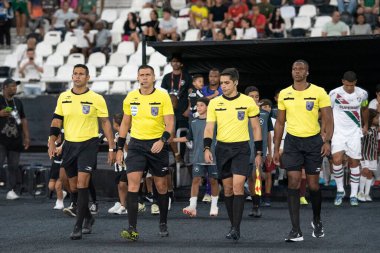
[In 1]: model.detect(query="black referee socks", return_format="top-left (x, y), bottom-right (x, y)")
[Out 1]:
top-left (252, 195), bottom-right (260, 208)
top-left (309, 189), bottom-right (322, 224)
top-left (75, 188), bottom-right (89, 229)
top-left (71, 191), bottom-right (78, 205)
top-left (127, 191), bottom-right (139, 228)
top-left (224, 195), bottom-right (234, 225)
top-left (287, 188), bottom-right (300, 232)
top-left (232, 195), bottom-right (245, 232)
top-left (157, 192), bottom-right (169, 224)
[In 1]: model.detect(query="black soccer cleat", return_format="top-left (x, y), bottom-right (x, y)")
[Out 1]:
top-left (225, 227), bottom-right (233, 239)
top-left (63, 202), bottom-right (77, 217)
top-left (159, 223), bottom-right (169, 237)
top-left (285, 229), bottom-right (304, 242)
top-left (248, 207), bottom-right (262, 218)
top-left (82, 217), bottom-right (95, 234)
top-left (311, 221), bottom-right (325, 238)
top-left (70, 225), bottom-right (82, 240)
top-left (230, 227), bottom-right (240, 243)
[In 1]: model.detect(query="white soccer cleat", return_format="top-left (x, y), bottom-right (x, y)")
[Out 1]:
top-left (54, 199), bottom-right (64, 209)
top-left (6, 190), bottom-right (19, 200)
top-left (365, 195), bottom-right (373, 202)
top-left (202, 194), bottom-right (211, 203)
top-left (357, 192), bottom-right (366, 202)
top-left (115, 205), bottom-right (127, 215)
top-left (183, 206), bottom-right (197, 217)
top-left (209, 206), bottom-right (219, 217)
top-left (108, 202), bottom-right (121, 214)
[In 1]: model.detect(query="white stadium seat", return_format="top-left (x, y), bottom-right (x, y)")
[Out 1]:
top-left (91, 81), bottom-right (110, 94)
top-left (171, 0), bottom-right (187, 11)
top-left (44, 31), bottom-right (62, 46)
top-left (140, 8), bottom-right (153, 24)
top-left (298, 4), bottom-right (317, 18)
top-left (292, 16), bottom-right (312, 30)
top-left (116, 41), bottom-right (135, 56)
top-left (101, 9), bottom-right (118, 24)
top-left (87, 52), bottom-right (106, 68)
top-left (56, 41), bottom-right (73, 57)
top-left (148, 51), bottom-right (167, 67)
top-left (120, 63), bottom-right (139, 81)
top-left (314, 16), bottom-right (332, 28)
top-left (310, 27), bottom-right (323, 37)
top-left (67, 53), bottom-right (85, 65)
top-left (280, 6), bottom-right (296, 19)
top-left (110, 81), bottom-right (129, 94)
top-left (36, 41), bottom-right (53, 58)
top-left (184, 29), bottom-right (200, 41)
top-left (56, 64), bottom-right (73, 81)
top-left (98, 65), bottom-right (119, 79)
top-left (45, 53), bottom-right (64, 67)
top-left (108, 53), bottom-right (128, 68)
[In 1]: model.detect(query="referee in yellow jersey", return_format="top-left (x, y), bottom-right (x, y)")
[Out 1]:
top-left (273, 60), bottom-right (333, 242)
top-left (204, 68), bottom-right (262, 242)
top-left (116, 65), bottom-right (174, 241)
top-left (48, 64), bottom-right (116, 240)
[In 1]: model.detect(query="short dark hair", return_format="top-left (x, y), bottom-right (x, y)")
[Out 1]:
top-left (163, 8), bottom-right (171, 14)
top-left (368, 108), bottom-right (378, 126)
top-left (375, 84), bottom-right (380, 93)
top-left (192, 74), bottom-right (203, 81)
top-left (241, 17), bottom-right (251, 25)
top-left (27, 48), bottom-right (35, 52)
top-left (244, 86), bottom-right (259, 95)
top-left (342, 71), bottom-right (357, 82)
top-left (113, 113), bottom-right (123, 126)
top-left (293, 59), bottom-right (309, 70)
top-left (73, 64), bottom-right (89, 75)
top-left (260, 99), bottom-right (273, 107)
top-left (209, 68), bottom-right (219, 73)
top-left (221, 68), bottom-right (239, 82)
top-left (168, 53), bottom-right (182, 63)
top-left (197, 97), bottom-right (209, 106)
top-left (138, 64), bottom-right (155, 74)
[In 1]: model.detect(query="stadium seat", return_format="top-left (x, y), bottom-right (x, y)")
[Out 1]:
top-left (86, 64), bottom-right (97, 78)
top-left (56, 41), bottom-right (73, 57)
top-left (56, 64), bottom-right (74, 81)
top-left (163, 64), bottom-right (173, 76)
top-left (14, 44), bottom-right (27, 61)
top-left (148, 64), bottom-right (161, 79)
top-left (330, 0), bottom-right (338, 6)
top-left (137, 42), bottom-right (155, 56)
top-left (280, 6), bottom-right (296, 19)
top-left (148, 51), bottom-right (167, 67)
top-left (131, 0), bottom-right (149, 11)
top-left (100, 9), bottom-right (118, 24)
top-left (110, 81), bottom-right (128, 94)
top-left (111, 31), bottom-right (122, 46)
top-left (179, 8), bottom-right (190, 17)
top-left (298, 5), bottom-right (317, 18)
top-left (67, 53), bottom-right (85, 65)
top-left (310, 27), bottom-right (323, 37)
top-left (98, 65), bottom-right (119, 80)
top-left (184, 29), bottom-right (200, 41)
top-left (177, 17), bottom-right (190, 34)
top-left (111, 18), bottom-right (126, 33)
top-left (45, 53), bottom-right (64, 67)
top-left (116, 41), bottom-right (135, 56)
top-left (235, 28), bottom-right (243, 39)
top-left (3, 54), bottom-right (18, 69)
top-left (314, 16), bottom-right (332, 28)
top-left (36, 41), bottom-right (53, 58)
top-left (43, 31), bottom-right (62, 46)
top-left (108, 52), bottom-right (127, 68)
top-left (91, 81), bottom-right (110, 94)
top-left (292, 16), bottom-right (312, 30)
top-left (128, 52), bottom-right (143, 66)
top-left (140, 8), bottom-right (153, 24)
top-left (42, 64), bottom-right (55, 78)
top-left (88, 52), bottom-right (106, 68)
top-left (119, 8), bottom-right (132, 21)
top-left (120, 63), bottom-right (139, 81)
top-left (64, 31), bottom-right (78, 45)
top-left (171, 0), bottom-right (187, 11)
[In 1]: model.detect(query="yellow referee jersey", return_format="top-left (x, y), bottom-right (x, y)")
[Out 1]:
top-left (54, 89), bottom-right (109, 142)
top-left (278, 84), bottom-right (331, 137)
top-left (207, 93), bottom-right (260, 143)
top-left (123, 88), bottom-right (174, 140)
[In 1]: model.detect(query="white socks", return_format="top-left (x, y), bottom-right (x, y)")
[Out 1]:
top-left (350, 167), bottom-right (360, 198)
top-left (189, 197), bottom-right (197, 209)
top-left (365, 178), bottom-right (373, 196)
top-left (333, 164), bottom-right (344, 192)
top-left (211, 195), bottom-right (219, 208)
top-left (359, 176), bottom-right (366, 194)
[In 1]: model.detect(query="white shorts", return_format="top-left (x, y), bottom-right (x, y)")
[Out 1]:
top-left (360, 160), bottom-right (377, 171)
top-left (331, 133), bottom-right (362, 159)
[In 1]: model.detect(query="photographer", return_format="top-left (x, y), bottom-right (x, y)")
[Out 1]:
top-left (0, 78), bottom-right (30, 200)
top-left (19, 47), bottom-right (43, 95)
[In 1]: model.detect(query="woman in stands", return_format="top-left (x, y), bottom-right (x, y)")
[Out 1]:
top-left (268, 8), bottom-right (285, 38)
top-left (198, 18), bottom-right (215, 41)
top-left (221, 19), bottom-right (237, 40)
top-left (123, 12), bottom-right (141, 50)
top-left (142, 10), bottom-right (160, 41)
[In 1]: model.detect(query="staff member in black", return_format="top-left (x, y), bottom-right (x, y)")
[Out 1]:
top-left (48, 64), bottom-right (115, 240)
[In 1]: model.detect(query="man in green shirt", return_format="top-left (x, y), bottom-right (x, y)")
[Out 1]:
top-left (77, 0), bottom-right (97, 24)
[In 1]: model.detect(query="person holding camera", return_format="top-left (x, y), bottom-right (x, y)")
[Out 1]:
top-left (0, 78), bottom-right (30, 200)
top-left (19, 48), bottom-right (43, 95)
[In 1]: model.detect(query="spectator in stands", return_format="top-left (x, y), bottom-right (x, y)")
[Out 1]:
top-left (322, 11), bottom-right (348, 36)
top-left (91, 20), bottom-right (111, 55)
top-left (221, 19), bottom-right (237, 40)
top-left (190, 0), bottom-right (209, 28)
top-left (142, 10), bottom-right (160, 41)
top-left (258, 0), bottom-right (274, 23)
top-left (52, 1), bottom-right (78, 38)
top-left (268, 8), bottom-right (285, 38)
top-left (249, 5), bottom-right (266, 38)
top-left (28, 0), bottom-right (45, 36)
top-left (215, 30), bottom-right (225, 40)
top-left (351, 14), bottom-right (372, 35)
top-left (198, 18), bottom-right (215, 41)
top-left (208, 0), bottom-right (228, 28)
top-left (0, 0), bottom-right (11, 49)
top-left (0, 78), bottom-right (30, 200)
top-left (240, 17), bottom-right (257, 39)
top-left (60, 0), bottom-right (78, 9)
top-left (77, 0), bottom-right (97, 24)
top-left (26, 36), bottom-right (37, 50)
top-left (12, 0), bottom-right (28, 42)
top-left (338, 0), bottom-right (357, 14)
top-left (270, 0), bottom-right (287, 7)
top-left (71, 21), bottom-right (93, 58)
top-left (227, 0), bottom-right (249, 28)
top-left (123, 12), bottom-right (141, 50)
top-left (357, 5), bottom-right (377, 29)
top-left (202, 68), bottom-right (221, 99)
top-left (158, 8), bottom-right (177, 41)
top-left (42, 0), bottom-right (60, 23)
top-left (19, 48), bottom-right (43, 80)
top-left (359, 0), bottom-right (379, 14)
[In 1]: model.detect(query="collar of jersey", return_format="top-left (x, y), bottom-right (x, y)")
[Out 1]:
top-left (139, 88), bottom-right (156, 95)
top-left (291, 83), bottom-right (311, 91)
top-left (222, 92), bottom-right (240, 101)
top-left (71, 88), bottom-right (90, 95)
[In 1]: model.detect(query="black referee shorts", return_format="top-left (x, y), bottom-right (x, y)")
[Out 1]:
top-left (61, 137), bottom-right (99, 178)
top-left (215, 141), bottom-right (251, 179)
top-left (49, 155), bottom-right (62, 181)
top-left (115, 171), bottom-right (128, 184)
top-left (281, 133), bottom-right (323, 175)
top-left (125, 138), bottom-right (169, 177)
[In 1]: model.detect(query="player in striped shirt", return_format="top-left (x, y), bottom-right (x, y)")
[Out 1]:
top-left (358, 109), bottom-right (379, 202)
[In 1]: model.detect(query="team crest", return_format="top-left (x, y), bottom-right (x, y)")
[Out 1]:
top-left (131, 105), bottom-right (138, 116)
top-left (306, 101), bottom-right (314, 111)
top-left (82, 105), bottom-right (90, 114)
top-left (151, 107), bottom-right (159, 116)
top-left (237, 111), bottom-right (245, 120)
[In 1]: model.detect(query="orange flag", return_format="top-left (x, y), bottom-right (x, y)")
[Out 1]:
top-left (254, 167), bottom-right (262, 196)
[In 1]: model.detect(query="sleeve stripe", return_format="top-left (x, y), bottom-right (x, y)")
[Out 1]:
top-left (53, 113), bottom-right (63, 120)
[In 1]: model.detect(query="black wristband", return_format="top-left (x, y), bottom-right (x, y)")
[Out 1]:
top-left (161, 131), bottom-right (171, 143)
top-left (204, 137), bottom-right (212, 150)
top-left (50, 127), bottom-right (61, 137)
top-left (254, 140), bottom-right (263, 154)
top-left (117, 137), bottom-right (126, 150)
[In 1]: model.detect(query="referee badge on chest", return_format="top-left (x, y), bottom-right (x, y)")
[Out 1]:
top-left (131, 105), bottom-right (138, 116)
top-left (82, 105), bottom-right (90, 114)
top-left (151, 107), bottom-right (159, 116)
top-left (237, 111), bottom-right (245, 120)
top-left (306, 101), bottom-right (314, 111)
